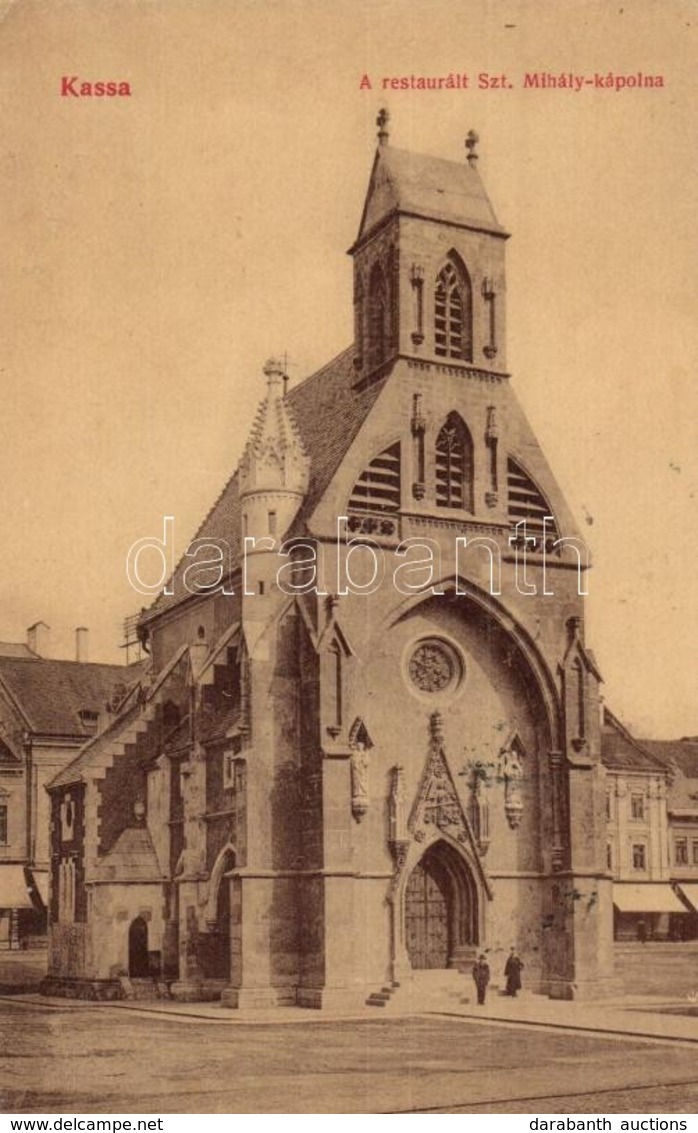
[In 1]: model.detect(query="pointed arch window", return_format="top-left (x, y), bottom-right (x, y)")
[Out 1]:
top-left (367, 264), bottom-right (390, 370)
top-left (435, 255), bottom-right (472, 361)
top-left (435, 414), bottom-right (473, 511)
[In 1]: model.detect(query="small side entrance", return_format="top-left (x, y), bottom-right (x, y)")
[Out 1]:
top-left (128, 916), bottom-right (150, 977)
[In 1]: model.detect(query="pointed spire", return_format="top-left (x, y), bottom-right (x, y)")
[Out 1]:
top-left (238, 359), bottom-right (309, 501)
top-left (376, 107), bottom-right (390, 147)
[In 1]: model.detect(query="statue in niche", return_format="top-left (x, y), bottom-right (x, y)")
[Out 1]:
top-left (470, 765), bottom-right (490, 854)
top-left (349, 719), bottom-right (373, 822)
top-left (502, 738), bottom-right (525, 830)
top-left (350, 743), bottom-right (369, 821)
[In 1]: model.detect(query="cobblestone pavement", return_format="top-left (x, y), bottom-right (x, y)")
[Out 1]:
top-left (2, 999), bottom-right (698, 1114)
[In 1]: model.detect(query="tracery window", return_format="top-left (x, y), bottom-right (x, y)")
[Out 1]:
top-left (435, 413), bottom-right (473, 511)
top-left (434, 254), bottom-right (472, 361)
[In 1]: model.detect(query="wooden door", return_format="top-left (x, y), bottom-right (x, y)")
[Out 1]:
top-left (405, 859), bottom-right (449, 969)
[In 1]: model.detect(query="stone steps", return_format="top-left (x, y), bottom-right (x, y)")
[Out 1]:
top-left (366, 981), bottom-right (401, 1007)
top-left (366, 970), bottom-right (471, 1010)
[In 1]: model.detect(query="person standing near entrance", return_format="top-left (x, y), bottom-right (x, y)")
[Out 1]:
top-left (472, 954), bottom-right (490, 1005)
top-left (504, 947), bottom-right (524, 997)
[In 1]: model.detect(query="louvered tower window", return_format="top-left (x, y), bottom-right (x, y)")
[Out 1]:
top-left (507, 458), bottom-right (558, 547)
top-left (435, 414), bottom-right (473, 511)
top-left (434, 255), bottom-right (472, 361)
top-left (348, 442), bottom-right (401, 513)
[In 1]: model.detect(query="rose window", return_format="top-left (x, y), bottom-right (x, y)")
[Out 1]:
top-left (408, 639), bottom-right (462, 696)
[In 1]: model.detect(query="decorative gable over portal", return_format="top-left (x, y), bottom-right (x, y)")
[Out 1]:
top-left (399, 712), bottom-right (492, 898)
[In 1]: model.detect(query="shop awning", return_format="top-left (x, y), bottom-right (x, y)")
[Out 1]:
top-left (28, 870), bottom-right (49, 907)
top-left (676, 884), bottom-right (698, 912)
top-left (613, 883), bottom-right (687, 914)
top-left (0, 866), bottom-right (34, 909)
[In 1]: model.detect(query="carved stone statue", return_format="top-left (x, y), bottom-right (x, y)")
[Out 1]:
top-left (350, 743), bottom-right (369, 821)
top-left (502, 744), bottom-right (524, 829)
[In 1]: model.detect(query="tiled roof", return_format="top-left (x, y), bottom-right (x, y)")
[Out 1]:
top-left (356, 145), bottom-right (506, 246)
top-left (640, 739), bottom-right (698, 778)
top-left (0, 642), bottom-right (35, 658)
top-left (0, 656), bottom-right (145, 737)
top-left (199, 703), bottom-right (239, 745)
top-left (48, 702), bottom-right (142, 789)
top-left (601, 709), bottom-right (668, 773)
top-left (144, 347), bottom-right (387, 621)
top-left (94, 825), bottom-right (164, 882)
top-left (639, 739), bottom-right (698, 808)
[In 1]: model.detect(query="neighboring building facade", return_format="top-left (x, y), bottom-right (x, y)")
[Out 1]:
top-left (601, 713), bottom-right (698, 940)
top-left (0, 623), bottom-right (141, 949)
top-left (642, 737), bottom-right (698, 939)
top-left (45, 119), bottom-right (618, 1006)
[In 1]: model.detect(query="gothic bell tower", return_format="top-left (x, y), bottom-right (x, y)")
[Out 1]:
top-left (349, 111), bottom-right (510, 383)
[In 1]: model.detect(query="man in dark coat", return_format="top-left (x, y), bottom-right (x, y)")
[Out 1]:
top-left (504, 948), bottom-right (524, 997)
top-left (472, 954), bottom-right (490, 1005)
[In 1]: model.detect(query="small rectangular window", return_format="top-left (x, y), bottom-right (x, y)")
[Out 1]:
top-left (606, 842), bottom-right (613, 870)
top-left (0, 805), bottom-right (7, 844)
top-left (268, 511), bottom-right (277, 536)
top-left (632, 844), bottom-right (646, 870)
top-left (630, 794), bottom-right (645, 820)
top-left (692, 841), bottom-right (698, 866)
top-left (675, 839), bottom-right (688, 866)
top-left (606, 791), bottom-right (612, 819)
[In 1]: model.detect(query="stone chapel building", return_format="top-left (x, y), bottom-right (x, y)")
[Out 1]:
top-left (44, 116), bottom-right (615, 1006)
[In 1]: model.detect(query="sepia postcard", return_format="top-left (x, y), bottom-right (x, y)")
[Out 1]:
top-left (1, 0), bottom-right (697, 1119)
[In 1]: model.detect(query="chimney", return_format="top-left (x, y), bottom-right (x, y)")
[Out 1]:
top-left (75, 626), bottom-right (89, 663)
top-left (27, 621), bottom-right (50, 657)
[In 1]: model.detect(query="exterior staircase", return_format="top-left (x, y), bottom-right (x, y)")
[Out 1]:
top-left (366, 980), bottom-right (401, 1007)
top-left (366, 969), bottom-right (473, 1011)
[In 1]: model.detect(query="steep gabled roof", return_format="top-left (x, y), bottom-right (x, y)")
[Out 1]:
top-left (48, 702), bottom-right (142, 789)
top-left (0, 656), bottom-right (144, 737)
top-left (144, 347), bottom-right (388, 621)
top-left (94, 825), bottom-right (164, 882)
top-left (601, 708), bottom-right (669, 773)
top-left (354, 145), bottom-right (507, 247)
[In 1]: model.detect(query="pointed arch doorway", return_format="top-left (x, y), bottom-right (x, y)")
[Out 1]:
top-left (404, 841), bottom-right (477, 969)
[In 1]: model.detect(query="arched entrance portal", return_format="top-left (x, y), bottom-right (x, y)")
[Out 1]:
top-left (405, 841), bottom-right (477, 969)
top-left (128, 916), bottom-right (149, 977)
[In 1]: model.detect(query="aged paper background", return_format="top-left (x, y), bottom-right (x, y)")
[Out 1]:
top-left (0, 0), bottom-right (696, 1114)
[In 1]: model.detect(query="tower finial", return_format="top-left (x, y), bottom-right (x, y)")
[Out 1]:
top-left (376, 107), bottom-right (390, 147)
top-left (263, 357), bottom-right (284, 389)
top-left (465, 129), bottom-right (479, 165)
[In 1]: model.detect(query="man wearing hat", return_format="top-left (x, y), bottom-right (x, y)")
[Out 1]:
top-left (472, 953), bottom-right (490, 1005)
